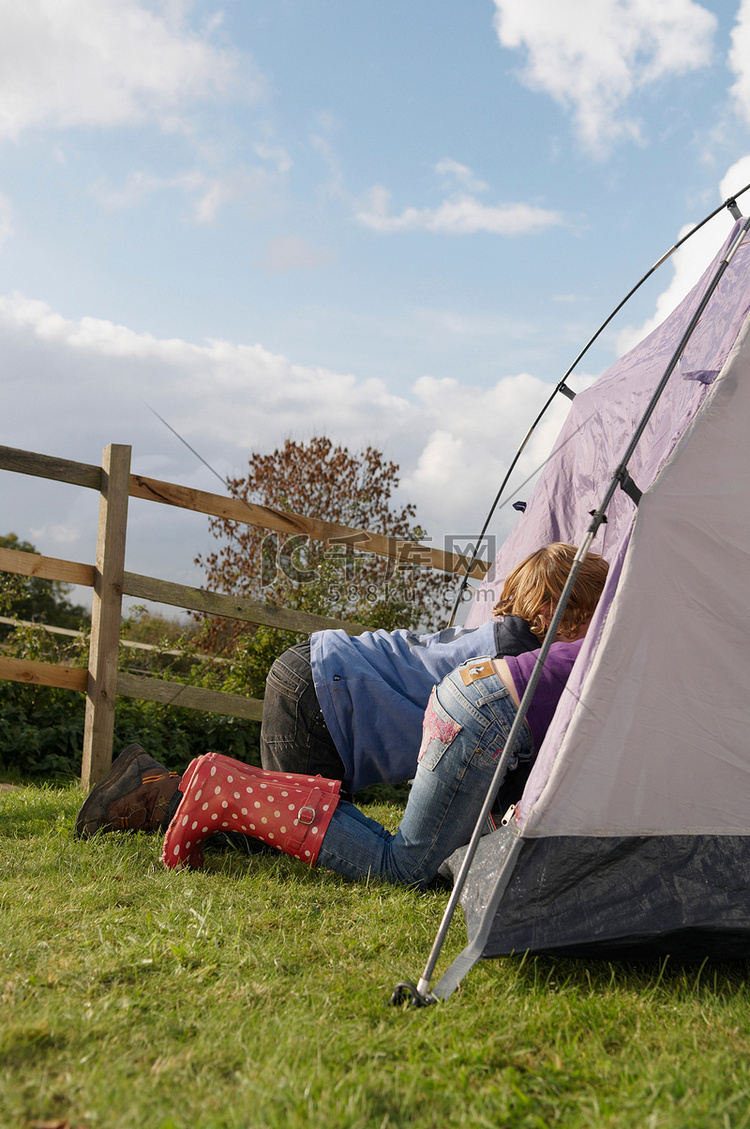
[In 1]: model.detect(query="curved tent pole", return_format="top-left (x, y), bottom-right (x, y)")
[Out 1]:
top-left (393, 212), bottom-right (750, 1007)
top-left (447, 184), bottom-right (750, 626)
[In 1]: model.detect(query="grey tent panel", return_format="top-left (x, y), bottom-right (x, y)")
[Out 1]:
top-left (443, 829), bottom-right (750, 961)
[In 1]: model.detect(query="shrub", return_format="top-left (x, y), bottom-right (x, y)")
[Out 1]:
top-left (0, 619), bottom-right (261, 779)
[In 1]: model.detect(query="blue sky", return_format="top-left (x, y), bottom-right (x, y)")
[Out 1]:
top-left (3, 0), bottom-right (750, 611)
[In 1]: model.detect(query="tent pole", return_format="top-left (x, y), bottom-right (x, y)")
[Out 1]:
top-left (429, 830), bottom-right (524, 1001)
top-left (593, 214), bottom-right (750, 527)
top-left (393, 215), bottom-right (750, 1008)
top-left (447, 187), bottom-right (750, 626)
top-left (391, 533), bottom-right (600, 1007)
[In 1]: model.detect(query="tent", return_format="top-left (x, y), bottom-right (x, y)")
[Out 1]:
top-left (432, 214), bottom-right (750, 997)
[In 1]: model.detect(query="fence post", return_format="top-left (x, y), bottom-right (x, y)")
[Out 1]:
top-left (81, 444), bottom-right (131, 790)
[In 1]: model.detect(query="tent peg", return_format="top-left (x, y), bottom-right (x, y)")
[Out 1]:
top-left (389, 981), bottom-right (437, 1007)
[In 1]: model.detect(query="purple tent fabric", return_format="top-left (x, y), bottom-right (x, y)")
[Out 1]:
top-left (464, 220), bottom-right (750, 632)
top-left (461, 219), bottom-right (750, 836)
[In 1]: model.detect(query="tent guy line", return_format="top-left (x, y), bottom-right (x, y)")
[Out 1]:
top-left (145, 402), bottom-right (229, 491)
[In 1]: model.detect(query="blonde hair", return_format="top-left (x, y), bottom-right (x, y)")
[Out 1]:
top-left (493, 543), bottom-right (609, 642)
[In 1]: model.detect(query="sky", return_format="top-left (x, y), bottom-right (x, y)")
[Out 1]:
top-left (3, 0), bottom-right (750, 619)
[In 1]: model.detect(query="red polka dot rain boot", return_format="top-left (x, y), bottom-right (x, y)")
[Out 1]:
top-left (162, 752), bottom-right (341, 870)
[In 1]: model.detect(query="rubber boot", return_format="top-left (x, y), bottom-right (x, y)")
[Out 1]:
top-left (162, 752), bottom-right (341, 870)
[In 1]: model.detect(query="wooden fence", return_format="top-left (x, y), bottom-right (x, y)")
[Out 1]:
top-left (0, 443), bottom-right (489, 789)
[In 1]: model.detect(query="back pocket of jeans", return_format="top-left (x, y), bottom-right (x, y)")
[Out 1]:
top-left (417, 687), bottom-right (463, 771)
top-left (266, 656), bottom-right (305, 699)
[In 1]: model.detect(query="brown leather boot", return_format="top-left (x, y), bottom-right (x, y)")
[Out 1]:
top-left (75, 743), bottom-right (182, 838)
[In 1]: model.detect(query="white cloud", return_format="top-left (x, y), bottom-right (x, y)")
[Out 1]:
top-left (90, 164), bottom-right (285, 224)
top-left (90, 170), bottom-right (204, 209)
top-left (0, 0), bottom-right (260, 140)
top-left (401, 373), bottom-right (571, 529)
top-left (0, 293), bottom-right (569, 560)
top-left (254, 142), bottom-right (292, 177)
top-left (492, 0), bottom-right (717, 153)
top-left (729, 0), bottom-right (750, 126)
top-left (190, 172), bottom-right (281, 224)
top-left (721, 155), bottom-right (750, 213)
top-left (82, 129), bottom-right (295, 224)
top-left (616, 159), bottom-right (746, 354)
top-left (435, 159), bottom-right (489, 194)
top-left (412, 308), bottom-right (538, 339)
top-left (310, 130), bottom-right (348, 202)
top-left (28, 522), bottom-right (82, 549)
top-left (355, 184), bottom-right (564, 236)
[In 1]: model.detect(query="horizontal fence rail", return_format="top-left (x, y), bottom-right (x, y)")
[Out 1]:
top-left (0, 441), bottom-right (494, 788)
top-left (0, 655), bottom-right (263, 722)
top-left (0, 545), bottom-right (372, 635)
top-left (0, 445), bottom-right (491, 580)
top-left (0, 543), bottom-right (371, 728)
top-left (0, 655), bottom-right (89, 693)
top-left (0, 614), bottom-right (209, 656)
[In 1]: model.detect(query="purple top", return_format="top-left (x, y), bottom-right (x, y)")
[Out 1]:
top-left (503, 640), bottom-right (583, 752)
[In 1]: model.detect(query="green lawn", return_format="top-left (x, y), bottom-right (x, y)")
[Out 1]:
top-left (3, 782), bottom-right (750, 1129)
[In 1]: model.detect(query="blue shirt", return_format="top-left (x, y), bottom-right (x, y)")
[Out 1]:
top-left (311, 616), bottom-right (538, 792)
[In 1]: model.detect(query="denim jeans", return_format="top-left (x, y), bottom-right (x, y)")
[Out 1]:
top-left (317, 656), bottom-right (532, 887)
top-left (260, 640), bottom-right (348, 781)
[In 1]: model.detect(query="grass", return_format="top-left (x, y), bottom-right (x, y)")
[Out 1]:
top-left (3, 783), bottom-right (750, 1129)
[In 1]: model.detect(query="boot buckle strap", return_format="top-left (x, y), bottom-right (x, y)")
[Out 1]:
top-left (297, 805), bottom-right (316, 825)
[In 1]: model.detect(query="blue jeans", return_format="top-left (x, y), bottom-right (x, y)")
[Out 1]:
top-left (317, 657), bottom-right (532, 887)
